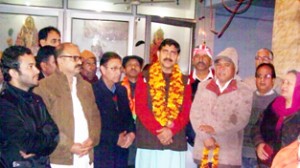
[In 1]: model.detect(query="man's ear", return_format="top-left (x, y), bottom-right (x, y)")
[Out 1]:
top-left (40, 62), bottom-right (47, 72)
top-left (8, 69), bottom-right (19, 79)
top-left (208, 59), bottom-right (212, 67)
top-left (100, 65), bottom-right (105, 75)
top-left (176, 55), bottom-right (180, 63)
top-left (39, 39), bottom-right (46, 47)
top-left (157, 51), bottom-right (160, 60)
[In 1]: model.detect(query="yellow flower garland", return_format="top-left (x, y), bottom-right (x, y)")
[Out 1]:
top-left (200, 144), bottom-right (220, 168)
top-left (148, 62), bottom-right (184, 126)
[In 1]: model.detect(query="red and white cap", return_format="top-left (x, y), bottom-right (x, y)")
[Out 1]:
top-left (193, 44), bottom-right (213, 59)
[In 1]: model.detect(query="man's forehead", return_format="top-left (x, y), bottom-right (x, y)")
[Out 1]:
top-left (257, 49), bottom-right (270, 56)
top-left (194, 53), bottom-right (211, 58)
top-left (20, 53), bottom-right (34, 58)
top-left (162, 45), bottom-right (176, 50)
top-left (48, 30), bottom-right (60, 37)
top-left (62, 46), bottom-right (80, 55)
top-left (85, 57), bottom-right (96, 62)
top-left (215, 57), bottom-right (233, 64)
top-left (257, 65), bottom-right (273, 72)
top-left (126, 59), bottom-right (140, 64)
top-left (19, 54), bottom-right (36, 64)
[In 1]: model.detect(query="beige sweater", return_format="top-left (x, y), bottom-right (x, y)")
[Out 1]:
top-left (190, 79), bottom-right (252, 166)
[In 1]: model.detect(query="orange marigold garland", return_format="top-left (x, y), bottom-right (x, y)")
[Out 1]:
top-left (200, 144), bottom-right (220, 168)
top-left (121, 77), bottom-right (136, 120)
top-left (148, 62), bottom-right (184, 126)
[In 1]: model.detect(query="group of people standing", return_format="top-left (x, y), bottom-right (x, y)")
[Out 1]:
top-left (0, 25), bottom-right (300, 168)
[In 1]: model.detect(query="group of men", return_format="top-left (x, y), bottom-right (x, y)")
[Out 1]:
top-left (0, 25), bottom-right (282, 168)
top-left (0, 27), bottom-right (101, 168)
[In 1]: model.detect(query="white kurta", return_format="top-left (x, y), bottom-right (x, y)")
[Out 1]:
top-left (136, 148), bottom-right (186, 168)
top-left (51, 77), bottom-right (92, 168)
top-left (186, 144), bottom-right (198, 168)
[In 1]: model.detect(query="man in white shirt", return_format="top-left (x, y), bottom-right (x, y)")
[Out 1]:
top-left (34, 43), bottom-right (101, 167)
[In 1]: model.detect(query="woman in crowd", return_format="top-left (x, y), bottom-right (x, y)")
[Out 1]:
top-left (271, 134), bottom-right (300, 168)
top-left (252, 70), bottom-right (300, 167)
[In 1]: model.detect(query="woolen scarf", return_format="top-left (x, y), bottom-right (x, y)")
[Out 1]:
top-left (272, 72), bottom-right (300, 132)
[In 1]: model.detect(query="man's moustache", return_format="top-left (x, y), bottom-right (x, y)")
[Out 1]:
top-left (130, 69), bottom-right (138, 73)
top-left (197, 61), bottom-right (206, 66)
top-left (163, 58), bottom-right (173, 62)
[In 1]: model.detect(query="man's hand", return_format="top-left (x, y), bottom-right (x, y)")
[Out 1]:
top-left (70, 138), bottom-right (95, 157)
top-left (117, 131), bottom-right (127, 147)
top-left (70, 143), bottom-right (86, 157)
top-left (203, 137), bottom-right (216, 150)
top-left (82, 138), bottom-right (93, 149)
top-left (256, 143), bottom-right (271, 161)
top-left (199, 124), bottom-right (215, 134)
top-left (19, 151), bottom-right (35, 159)
top-left (120, 132), bottom-right (135, 148)
top-left (157, 127), bottom-right (173, 146)
top-left (81, 138), bottom-right (94, 155)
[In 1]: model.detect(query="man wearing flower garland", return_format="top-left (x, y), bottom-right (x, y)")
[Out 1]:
top-left (190, 47), bottom-right (252, 168)
top-left (135, 38), bottom-right (192, 168)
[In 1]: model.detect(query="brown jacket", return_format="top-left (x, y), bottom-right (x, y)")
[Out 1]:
top-left (34, 71), bottom-right (101, 165)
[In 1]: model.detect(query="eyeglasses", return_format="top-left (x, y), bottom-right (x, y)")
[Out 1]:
top-left (105, 66), bottom-right (123, 72)
top-left (255, 56), bottom-right (272, 61)
top-left (59, 55), bottom-right (82, 62)
top-left (255, 74), bottom-right (272, 80)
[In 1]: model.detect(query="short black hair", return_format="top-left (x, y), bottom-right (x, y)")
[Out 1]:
top-left (100, 52), bottom-right (121, 66)
top-left (38, 26), bottom-right (61, 47)
top-left (122, 55), bottom-right (144, 68)
top-left (36, 46), bottom-right (56, 70)
top-left (255, 63), bottom-right (276, 79)
top-left (158, 38), bottom-right (181, 54)
top-left (0, 46), bottom-right (32, 82)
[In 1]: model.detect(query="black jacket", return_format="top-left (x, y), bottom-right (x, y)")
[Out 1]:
top-left (0, 84), bottom-right (59, 168)
top-left (93, 78), bottom-right (135, 145)
top-left (92, 78), bottom-right (135, 167)
top-left (252, 103), bottom-right (300, 166)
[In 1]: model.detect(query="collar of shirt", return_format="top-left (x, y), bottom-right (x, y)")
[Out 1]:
top-left (110, 84), bottom-right (116, 94)
top-left (256, 89), bottom-right (275, 96)
top-left (72, 76), bottom-right (77, 93)
top-left (216, 78), bottom-right (234, 93)
top-left (192, 68), bottom-right (214, 82)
